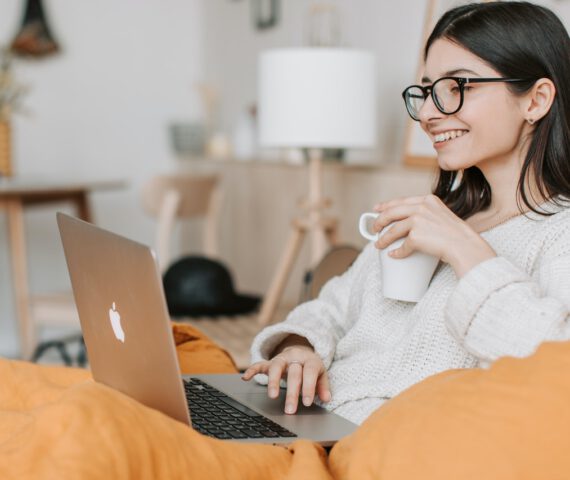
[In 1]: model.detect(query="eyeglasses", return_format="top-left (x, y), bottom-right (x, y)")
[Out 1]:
top-left (402, 77), bottom-right (531, 121)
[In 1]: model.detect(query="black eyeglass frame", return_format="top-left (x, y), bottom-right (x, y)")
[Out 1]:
top-left (402, 77), bottom-right (531, 121)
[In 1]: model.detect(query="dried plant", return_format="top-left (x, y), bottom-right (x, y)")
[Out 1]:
top-left (0, 47), bottom-right (29, 121)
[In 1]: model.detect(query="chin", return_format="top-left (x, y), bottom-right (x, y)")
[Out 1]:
top-left (436, 154), bottom-right (473, 172)
top-left (436, 155), bottom-right (457, 171)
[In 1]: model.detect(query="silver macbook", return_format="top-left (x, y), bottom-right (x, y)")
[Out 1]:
top-left (57, 213), bottom-right (357, 445)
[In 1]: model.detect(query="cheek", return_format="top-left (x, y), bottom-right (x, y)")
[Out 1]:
top-left (437, 102), bottom-right (524, 169)
top-left (473, 93), bottom-right (525, 150)
top-left (468, 113), bottom-right (524, 163)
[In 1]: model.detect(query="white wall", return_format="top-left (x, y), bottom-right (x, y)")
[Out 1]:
top-left (2, 0), bottom-right (570, 357)
top-left (201, 0), bottom-right (429, 164)
top-left (0, 0), bottom-right (205, 356)
top-left (200, 0), bottom-right (570, 165)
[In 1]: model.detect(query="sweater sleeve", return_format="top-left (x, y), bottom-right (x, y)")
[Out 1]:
top-left (445, 225), bottom-right (570, 364)
top-left (250, 243), bottom-right (375, 370)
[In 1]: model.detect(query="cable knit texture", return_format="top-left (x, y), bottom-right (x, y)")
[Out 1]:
top-left (250, 202), bottom-right (570, 425)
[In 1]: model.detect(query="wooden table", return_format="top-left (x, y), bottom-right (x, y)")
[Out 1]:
top-left (0, 177), bottom-right (124, 359)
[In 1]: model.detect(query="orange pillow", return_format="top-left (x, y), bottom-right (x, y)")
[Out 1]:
top-left (329, 340), bottom-right (570, 480)
top-left (172, 322), bottom-right (238, 374)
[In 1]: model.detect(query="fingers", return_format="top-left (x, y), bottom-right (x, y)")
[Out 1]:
top-left (284, 362), bottom-right (303, 414)
top-left (375, 218), bottom-right (411, 250)
top-left (382, 224), bottom-right (417, 259)
top-left (372, 194), bottom-right (446, 233)
top-left (241, 361), bottom-right (266, 380)
top-left (372, 205), bottom-right (417, 234)
top-left (242, 354), bottom-right (331, 414)
top-left (373, 195), bottom-right (427, 212)
top-left (302, 360), bottom-right (331, 404)
top-left (300, 358), bottom-right (321, 407)
top-left (388, 238), bottom-right (414, 259)
top-left (241, 358), bottom-right (288, 400)
top-left (241, 360), bottom-right (282, 399)
top-left (316, 371), bottom-right (331, 403)
top-left (241, 359), bottom-right (276, 380)
top-left (267, 356), bottom-right (288, 399)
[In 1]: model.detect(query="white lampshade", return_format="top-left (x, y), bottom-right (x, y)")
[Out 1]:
top-left (258, 48), bottom-right (377, 149)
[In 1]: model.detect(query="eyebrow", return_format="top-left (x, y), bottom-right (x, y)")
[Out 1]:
top-left (421, 68), bottom-right (481, 84)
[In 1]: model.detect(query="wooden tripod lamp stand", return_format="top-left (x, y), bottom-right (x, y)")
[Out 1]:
top-left (256, 48), bottom-right (377, 327)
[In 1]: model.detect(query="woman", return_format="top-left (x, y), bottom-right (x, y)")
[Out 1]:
top-left (243, 1), bottom-right (570, 426)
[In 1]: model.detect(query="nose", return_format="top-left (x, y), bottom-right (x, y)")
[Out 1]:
top-left (417, 92), bottom-right (443, 124)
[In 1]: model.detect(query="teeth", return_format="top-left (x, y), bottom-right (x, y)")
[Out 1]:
top-left (434, 130), bottom-right (467, 143)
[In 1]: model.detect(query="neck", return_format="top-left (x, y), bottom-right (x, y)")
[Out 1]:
top-left (481, 163), bottom-right (521, 215)
top-left (478, 151), bottom-right (544, 217)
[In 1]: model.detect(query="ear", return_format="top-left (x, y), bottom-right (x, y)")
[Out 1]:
top-left (524, 78), bottom-right (556, 124)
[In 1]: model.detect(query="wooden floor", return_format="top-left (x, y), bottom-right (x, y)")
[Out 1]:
top-left (180, 304), bottom-right (294, 370)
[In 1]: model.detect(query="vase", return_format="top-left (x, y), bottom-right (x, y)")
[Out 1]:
top-left (0, 120), bottom-right (12, 177)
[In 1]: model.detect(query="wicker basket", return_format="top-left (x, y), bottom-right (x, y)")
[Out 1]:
top-left (0, 120), bottom-right (12, 177)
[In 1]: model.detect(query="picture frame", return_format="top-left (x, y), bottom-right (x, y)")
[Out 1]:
top-left (402, 0), bottom-right (491, 168)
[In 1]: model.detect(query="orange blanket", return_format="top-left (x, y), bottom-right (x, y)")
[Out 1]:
top-left (3, 323), bottom-right (569, 479)
top-left (0, 324), bottom-right (331, 480)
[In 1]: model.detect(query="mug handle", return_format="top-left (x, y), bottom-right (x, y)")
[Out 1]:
top-left (358, 212), bottom-right (379, 242)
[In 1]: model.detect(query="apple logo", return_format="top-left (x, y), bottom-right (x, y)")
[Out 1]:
top-left (108, 302), bottom-right (125, 343)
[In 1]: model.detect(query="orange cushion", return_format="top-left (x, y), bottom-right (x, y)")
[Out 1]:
top-left (329, 340), bottom-right (570, 480)
top-left (0, 323), bottom-right (333, 480)
top-left (172, 322), bottom-right (238, 374)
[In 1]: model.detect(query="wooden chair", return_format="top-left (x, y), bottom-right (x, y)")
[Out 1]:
top-left (141, 174), bottom-right (223, 272)
top-left (142, 173), bottom-right (264, 370)
top-left (141, 175), bottom-right (361, 370)
top-left (299, 245), bottom-right (361, 303)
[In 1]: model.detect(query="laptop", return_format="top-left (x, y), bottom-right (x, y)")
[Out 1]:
top-left (56, 213), bottom-right (357, 445)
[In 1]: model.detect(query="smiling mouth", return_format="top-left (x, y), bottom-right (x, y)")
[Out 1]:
top-left (433, 129), bottom-right (469, 144)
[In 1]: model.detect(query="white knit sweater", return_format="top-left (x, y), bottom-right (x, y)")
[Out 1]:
top-left (250, 202), bottom-right (570, 425)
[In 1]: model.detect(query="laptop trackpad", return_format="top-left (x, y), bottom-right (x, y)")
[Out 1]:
top-left (235, 391), bottom-right (331, 416)
top-left (191, 373), bottom-right (330, 416)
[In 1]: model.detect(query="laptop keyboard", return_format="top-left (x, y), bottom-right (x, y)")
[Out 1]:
top-left (184, 378), bottom-right (298, 440)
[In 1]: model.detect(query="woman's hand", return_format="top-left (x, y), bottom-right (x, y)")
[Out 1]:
top-left (373, 194), bottom-right (496, 278)
top-left (241, 344), bottom-right (331, 415)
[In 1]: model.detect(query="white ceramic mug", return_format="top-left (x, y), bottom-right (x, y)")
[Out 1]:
top-left (358, 212), bottom-right (439, 303)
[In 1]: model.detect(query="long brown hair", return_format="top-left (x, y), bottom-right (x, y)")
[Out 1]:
top-left (426, 2), bottom-right (570, 218)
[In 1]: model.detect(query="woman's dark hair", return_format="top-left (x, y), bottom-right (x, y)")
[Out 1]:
top-left (425, 1), bottom-right (570, 218)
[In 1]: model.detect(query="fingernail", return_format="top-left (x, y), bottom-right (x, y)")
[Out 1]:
top-left (269, 387), bottom-right (278, 398)
top-left (303, 396), bottom-right (312, 406)
top-left (285, 404), bottom-right (295, 414)
top-left (322, 392), bottom-right (331, 402)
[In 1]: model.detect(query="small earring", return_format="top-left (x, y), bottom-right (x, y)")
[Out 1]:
top-left (527, 118), bottom-right (535, 125)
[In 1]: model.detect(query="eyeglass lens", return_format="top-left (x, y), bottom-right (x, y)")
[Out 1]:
top-left (405, 78), bottom-right (462, 119)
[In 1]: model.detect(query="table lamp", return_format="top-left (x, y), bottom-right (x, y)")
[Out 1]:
top-left (257, 48), bottom-right (377, 326)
